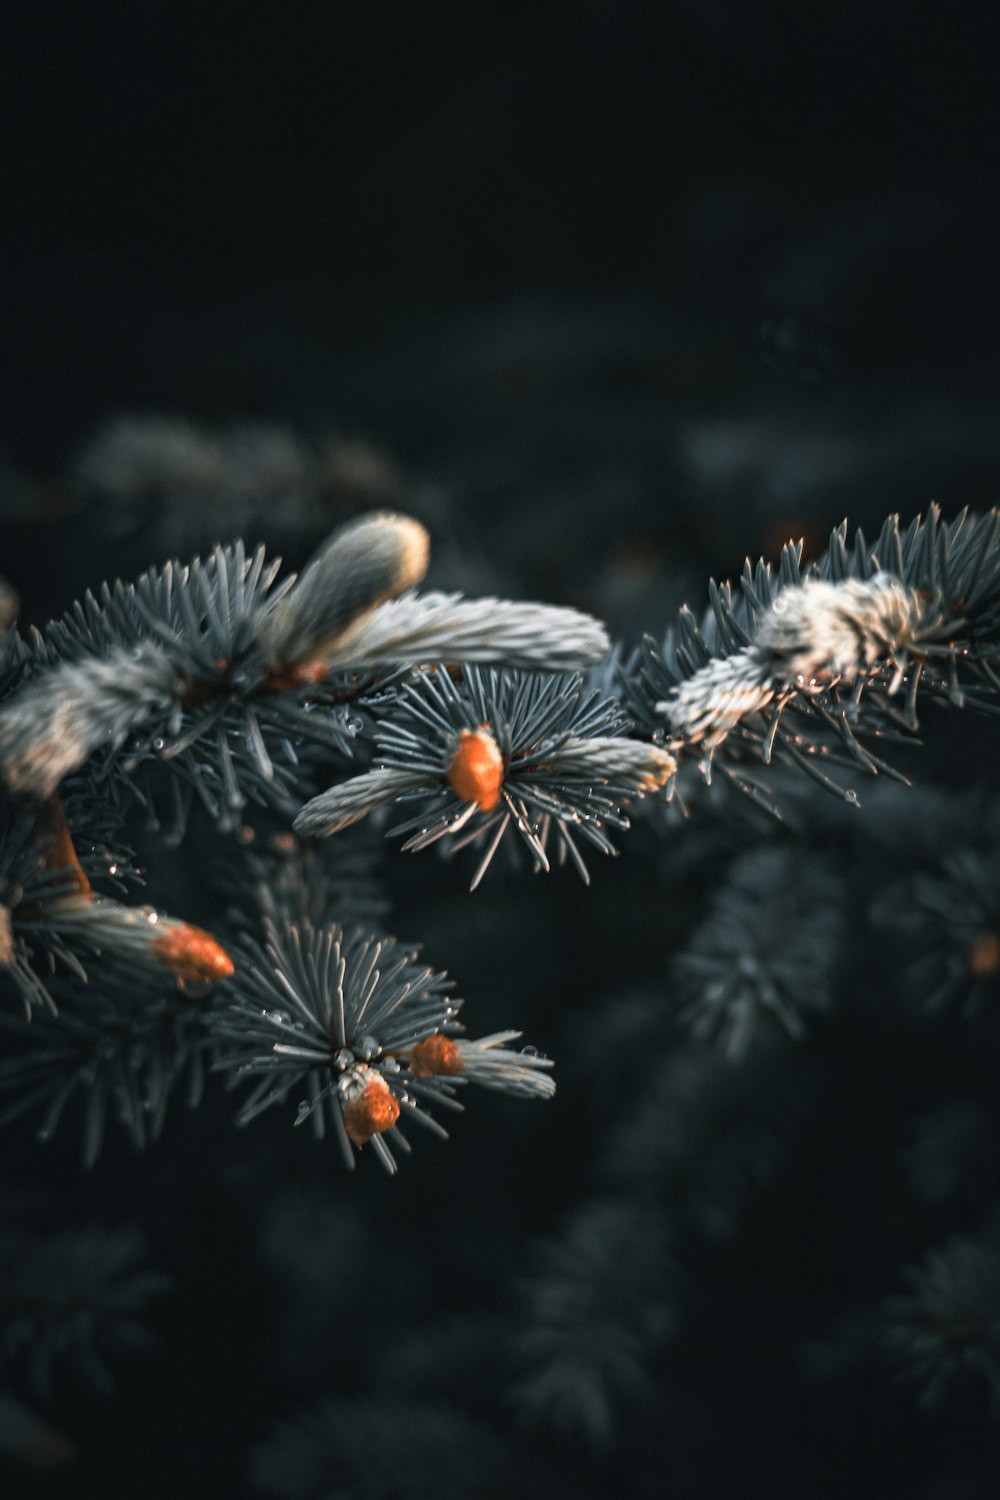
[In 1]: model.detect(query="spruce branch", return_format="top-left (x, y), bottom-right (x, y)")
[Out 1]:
top-left (0, 786), bottom-right (232, 1009)
top-left (251, 1398), bottom-right (510, 1500)
top-left (0, 961), bottom-right (215, 1166)
top-left (210, 915), bottom-right (554, 1173)
top-left (0, 512), bottom-right (609, 829)
top-left (882, 1225), bottom-right (1000, 1411)
top-left (76, 414), bottom-right (404, 551)
top-left (0, 1394), bottom-right (75, 1473)
top-left (28, 895), bottom-right (234, 988)
top-left (0, 1224), bottom-right (168, 1400)
top-left (0, 793), bottom-right (139, 1016)
top-left (872, 847), bottom-right (1000, 1015)
top-left (296, 665), bottom-right (674, 887)
top-left (2, 538), bottom-right (358, 825)
top-left (314, 589), bottom-right (611, 672)
top-left (671, 845), bottom-right (844, 1057)
top-left (511, 1198), bottom-right (676, 1446)
top-left (637, 506), bottom-right (1000, 801)
top-left (595, 1039), bottom-right (802, 1243)
top-left (0, 643), bottom-right (181, 802)
top-left (255, 511), bottom-right (430, 669)
top-left (221, 826), bottom-right (393, 936)
top-left (417, 1032), bottom-right (556, 1098)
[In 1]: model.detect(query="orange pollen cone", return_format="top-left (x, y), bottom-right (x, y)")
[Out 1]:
top-left (343, 1078), bottom-right (401, 1146)
top-left (408, 1034), bottom-right (464, 1077)
top-left (447, 728), bottom-right (504, 811)
top-left (150, 923), bottom-right (235, 984)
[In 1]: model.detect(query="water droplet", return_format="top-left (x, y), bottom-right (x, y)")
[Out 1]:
top-left (356, 1034), bottom-right (381, 1060)
top-left (346, 716), bottom-right (364, 735)
top-left (521, 1045), bottom-right (539, 1057)
top-left (335, 1048), bottom-right (354, 1071)
top-left (153, 738), bottom-right (166, 751)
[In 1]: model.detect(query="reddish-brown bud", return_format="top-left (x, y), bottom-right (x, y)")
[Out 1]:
top-left (968, 931), bottom-right (1000, 980)
top-left (261, 659), bottom-right (330, 693)
top-left (0, 905), bottom-right (13, 967)
top-left (150, 923), bottom-right (235, 984)
top-left (447, 727), bottom-right (504, 811)
top-left (408, 1034), bottom-right (464, 1077)
top-left (343, 1076), bottom-right (401, 1146)
top-left (178, 658), bottom-right (231, 710)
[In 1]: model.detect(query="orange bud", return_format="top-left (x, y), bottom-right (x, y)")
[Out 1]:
top-left (968, 931), bottom-right (1000, 980)
top-left (447, 727), bottom-right (504, 811)
top-left (150, 923), bottom-right (235, 984)
top-left (408, 1034), bottom-right (464, 1077)
top-left (343, 1076), bottom-right (401, 1146)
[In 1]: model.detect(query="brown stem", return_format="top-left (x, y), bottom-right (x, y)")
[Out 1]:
top-left (36, 796), bottom-right (92, 899)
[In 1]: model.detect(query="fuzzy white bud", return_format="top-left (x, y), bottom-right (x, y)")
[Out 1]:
top-left (454, 1031), bottom-right (556, 1099)
top-left (755, 574), bottom-right (924, 683)
top-left (540, 736), bottom-right (676, 792)
top-left (294, 768), bottom-right (429, 838)
top-left (660, 573), bottom-right (928, 747)
top-left (322, 590), bottom-right (611, 672)
top-left (257, 512), bottom-right (430, 668)
top-left (0, 644), bottom-right (181, 799)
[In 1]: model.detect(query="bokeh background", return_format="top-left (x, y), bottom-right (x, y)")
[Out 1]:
top-left (2, 4), bottom-right (1000, 1497)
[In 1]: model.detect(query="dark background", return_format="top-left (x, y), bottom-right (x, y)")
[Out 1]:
top-left (2, 4), bottom-right (1000, 1497)
top-left (4, 3), bottom-right (1000, 584)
